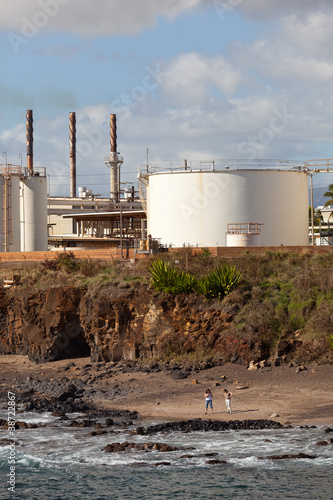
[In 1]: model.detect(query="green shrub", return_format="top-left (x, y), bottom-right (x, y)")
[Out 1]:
top-left (148, 260), bottom-right (197, 294)
top-left (41, 252), bottom-right (80, 273)
top-left (196, 265), bottom-right (242, 300)
top-left (329, 335), bottom-right (333, 350)
top-left (149, 260), bottom-right (241, 299)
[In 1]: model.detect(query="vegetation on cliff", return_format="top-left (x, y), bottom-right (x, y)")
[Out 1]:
top-left (148, 259), bottom-right (242, 299)
top-left (2, 249), bottom-right (333, 365)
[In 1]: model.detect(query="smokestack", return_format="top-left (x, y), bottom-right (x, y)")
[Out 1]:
top-left (110, 114), bottom-right (118, 201)
top-left (69, 112), bottom-right (76, 197)
top-left (110, 113), bottom-right (117, 153)
top-left (26, 109), bottom-right (33, 175)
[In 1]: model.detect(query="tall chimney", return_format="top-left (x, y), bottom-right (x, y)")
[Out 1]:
top-left (69, 112), bottom-right (76, 197)
top-left (110, 114), bottom-right (118, 201)
top-left (26, 109), bottom-right (33, 175)
top-left (110, 113), bottom-right (117, 153)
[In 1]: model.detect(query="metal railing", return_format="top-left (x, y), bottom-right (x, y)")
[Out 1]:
top-left (0, 165), bottom-right (47, 177)
top-left (138, 158), bottom-right (333, 177)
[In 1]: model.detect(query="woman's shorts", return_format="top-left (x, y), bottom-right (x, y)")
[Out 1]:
top-left (205, 400), bottom-right (213, 409)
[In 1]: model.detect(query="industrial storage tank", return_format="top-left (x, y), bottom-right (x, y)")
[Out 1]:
top-left (0, 170), bottom-right (21, 252)
top-left (145, 161), bottom-right (309, 247)
top-left (20, 174), bottom-right (48, 252)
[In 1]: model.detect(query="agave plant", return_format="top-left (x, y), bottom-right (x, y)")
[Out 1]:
top-left (149, 260), bottom-right (241, 299)
top-left (328, 335), bottom-right (333, 351)
top-left (148, 260), bottom-right (197, 294)
top-left (196, 265), bottom-right (242, 300)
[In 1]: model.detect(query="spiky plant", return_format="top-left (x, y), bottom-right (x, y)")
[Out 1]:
top-left (328, 335), bottom-right (333, 351)
top-left (196, 265), bottom-right (242, 300)
top-left (148, 260), bottom-right (197, 294)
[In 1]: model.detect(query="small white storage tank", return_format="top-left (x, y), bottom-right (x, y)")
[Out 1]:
top-left (226, 233), bottom-right (260, 247)
top-left (146, 166), bottom-right (309, 247)
top-left (20, 176), bottom-right (48, 251)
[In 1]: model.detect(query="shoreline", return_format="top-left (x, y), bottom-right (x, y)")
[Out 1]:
top-left (1, 354), bottom-right (332, 426)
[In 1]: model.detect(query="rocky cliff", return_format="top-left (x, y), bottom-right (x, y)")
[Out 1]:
top-left (0, 285), bottom-right (261, 365)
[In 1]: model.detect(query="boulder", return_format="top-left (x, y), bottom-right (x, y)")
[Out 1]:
top-left (248, 361), bottom-right (259, 370)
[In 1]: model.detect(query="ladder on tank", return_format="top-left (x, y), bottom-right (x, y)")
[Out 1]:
top-left (2, 176), bottom-right (13, 251)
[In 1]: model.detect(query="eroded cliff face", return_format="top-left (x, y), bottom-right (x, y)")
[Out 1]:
top-left (0, 285), bottom-right (258, 364)
top-left (0, 287), bottom-right (88, 363)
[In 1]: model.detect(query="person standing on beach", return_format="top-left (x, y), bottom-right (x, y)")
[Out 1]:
top-left (205, 389), bottom-right (213, 414)
top-left (224, 389), bottom-right (233, 414)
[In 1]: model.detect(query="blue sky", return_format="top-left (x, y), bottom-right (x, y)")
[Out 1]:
top-left (1, 0), bottom-right (333, 196)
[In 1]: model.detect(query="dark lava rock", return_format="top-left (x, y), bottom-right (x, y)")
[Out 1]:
top-left (86, 430), bottom-right (108, 437)
top-left (69, 420), bottom-right (96, 428)
top-left (129, 462), bottom-right (149, 468)
top-left (170, 370), bottom-right (190, 380)
top-left (325, 427), bottom-right (333, 433)
top-left (145, 362), bottom-right (161, 373)
top-left (24, 398), bottom-right (138, 422)
top-left (258, 453), bottom-right (316, 460)
top-left (25, 397), bottom-right (91, 415)
top-left (0, 438), bottom-right (20, 446)
top-left (64, 362), bottom-right (76, 371)
top-left (154, 462), bottom-right (171, 466)
top-left (140, 419), bottom-right (284, 435)
top-left (316, 441), bottom-right (329, 446)
top-left (103, 441), bottom-right (182, 453)
top-left (58, 383), bottom-right (79, 401)
top-left (206, 459), bottom-right (227, 465)
top-left (1, 420), bottom-right (38, 430)
top-left (51, 411), bottom-right (67, 418)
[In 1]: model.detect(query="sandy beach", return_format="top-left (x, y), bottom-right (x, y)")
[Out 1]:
top-left (1, 355), bottom-right (332, 425)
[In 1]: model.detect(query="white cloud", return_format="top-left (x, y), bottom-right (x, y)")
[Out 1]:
top-left (160, 52), bottom-right (242, 104)
top-left (280, 12), bottom-right (333, 59)
top-left (228, 8), bottom-right (333, 88)
top-left (233, 0), bottom-right (333, 20)
top-left (0, 0), bottom-right (200, 37)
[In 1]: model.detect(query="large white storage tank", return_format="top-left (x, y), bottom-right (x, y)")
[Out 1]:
top-left (20, 176), bottom-right (48, 251)
top-left (147, 167), bottom-right (309, 247)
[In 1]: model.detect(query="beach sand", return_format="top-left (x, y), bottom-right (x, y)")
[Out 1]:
top-left (1, 355), bottom-right (332, 425)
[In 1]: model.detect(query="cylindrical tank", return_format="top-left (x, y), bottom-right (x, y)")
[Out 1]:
top-left (147, 170), bottom-right (309, 247)
top-left (226, 233), bottom-right (260, 247)
top-left (0, 175), bottom-right (21, 252)
top-left (20, 176), bottom-right (48, 251)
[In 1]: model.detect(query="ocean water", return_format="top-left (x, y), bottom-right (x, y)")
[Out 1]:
top-left (1, 407), bottom-right (333, 500)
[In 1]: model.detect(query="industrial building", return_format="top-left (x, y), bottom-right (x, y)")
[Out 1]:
top-left (1, 110), bottom-right (332, 253)
top-left (0, 110), bottom-right (47, 252)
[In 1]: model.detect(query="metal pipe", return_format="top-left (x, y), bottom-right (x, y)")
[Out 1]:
top-left (69, 112), bottom-right (76, 197)
top-left (26, 109), bottom-right (33, 175)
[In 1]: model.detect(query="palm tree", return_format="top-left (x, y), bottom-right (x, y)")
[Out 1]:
top-left (323, 184), bottom-right (333, 218)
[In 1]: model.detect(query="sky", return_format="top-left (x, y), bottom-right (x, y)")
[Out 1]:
top-left (1, 0), bottom-right (333, 196)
